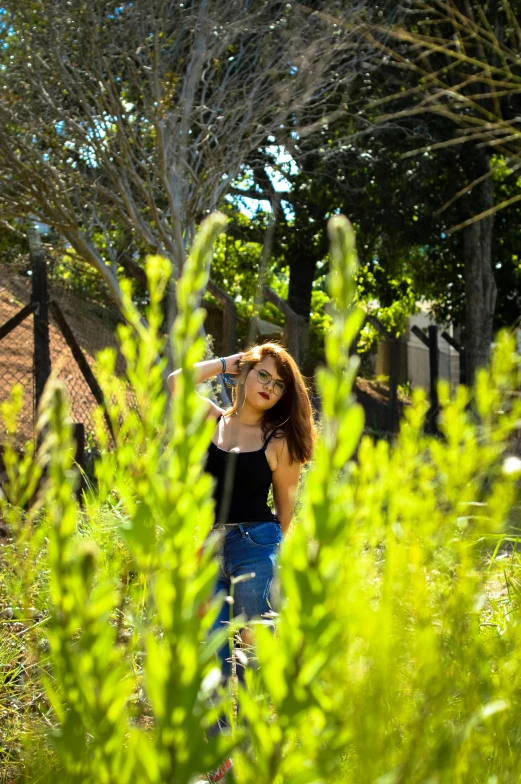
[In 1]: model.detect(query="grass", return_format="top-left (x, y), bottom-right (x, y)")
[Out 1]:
top-left (1, 495), bottom-right (520, 783)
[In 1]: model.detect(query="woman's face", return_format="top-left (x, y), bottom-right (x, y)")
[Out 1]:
top-left (244, 355), bottom-right (286, 412)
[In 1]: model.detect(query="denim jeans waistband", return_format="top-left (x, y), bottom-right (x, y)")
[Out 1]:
top-left (212, 520), bottom-right (280, 532)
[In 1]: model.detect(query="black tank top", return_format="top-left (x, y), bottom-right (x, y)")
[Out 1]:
top-left (205, 416), bottom-right (281, 525)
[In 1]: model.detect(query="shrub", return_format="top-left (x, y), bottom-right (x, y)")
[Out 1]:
top-left (1, 214), bottom-right (521, 783)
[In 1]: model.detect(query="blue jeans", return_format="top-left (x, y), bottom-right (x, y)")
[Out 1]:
top-left (212, 521), bottom-right (283, 681)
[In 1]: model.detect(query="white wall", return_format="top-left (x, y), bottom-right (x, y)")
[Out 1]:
top-left (375, 309), bottom-right (460, 390)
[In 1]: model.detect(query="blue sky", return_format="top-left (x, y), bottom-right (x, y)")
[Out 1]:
top-left (228, 144), bottom-right (297, 219)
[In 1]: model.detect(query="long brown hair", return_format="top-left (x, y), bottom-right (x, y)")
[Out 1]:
top-left (225, 342), bottom-right (315, 464)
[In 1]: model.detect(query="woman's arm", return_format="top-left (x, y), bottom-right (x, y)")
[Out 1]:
top-left (272, 440), bottom-right (301, 536)
top-left (167, 354), bottom-right (243, 393)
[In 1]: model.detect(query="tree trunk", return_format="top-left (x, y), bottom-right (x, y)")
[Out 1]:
top-left (287, 252), bottom-right (316, 364)
top-left (463, 152), bottom-right (497, 386)
top-left (287, 253), bottom-right (316, 323)
top-left (263, 286), bottom-right (305, 366)
top-left (28, 224), bottom-right (51, 410)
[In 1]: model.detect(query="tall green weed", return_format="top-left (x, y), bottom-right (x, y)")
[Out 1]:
top-left (1, 214), bottom-right (521, 783)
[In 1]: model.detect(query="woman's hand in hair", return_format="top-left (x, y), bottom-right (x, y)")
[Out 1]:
top-left (223, 353), bottom-right (244, 374)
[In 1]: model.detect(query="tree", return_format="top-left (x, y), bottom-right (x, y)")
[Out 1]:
top-left (364, 0), bottom-right (521, 381)
top-left (226, 105), bottom-right (521, 373)
top-left (0, 0), bottom-right (367, 322)
top-left (225, 117), bottom-right (442, 364)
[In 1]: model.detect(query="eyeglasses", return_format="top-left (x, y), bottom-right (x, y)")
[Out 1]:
top-left (257, 368), bottom-right (286, 396)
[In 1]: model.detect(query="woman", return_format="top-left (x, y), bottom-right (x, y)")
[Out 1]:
top-left (168, 342), bottom-right (315, 781)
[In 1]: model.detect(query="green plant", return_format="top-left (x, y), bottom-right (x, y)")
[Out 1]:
top-left (2, 214), bottom-right (521, 783)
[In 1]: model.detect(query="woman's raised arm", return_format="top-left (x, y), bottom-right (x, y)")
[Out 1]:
top-left (167, 353), bottom-right (243, 393)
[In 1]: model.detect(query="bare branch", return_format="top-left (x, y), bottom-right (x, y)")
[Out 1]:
top-left (0, 0), bottom-right (368, 319)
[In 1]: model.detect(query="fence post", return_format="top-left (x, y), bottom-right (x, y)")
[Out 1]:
top-left (28, 225), bottom-right (51, 410)
top-left (207, 278), bottom-right (237, 356)
top-left (388, 338), bottom-right (400, 434)
top-left (460, 345), bottom-right (466, 386)
top-left (441, 330), bottom-right (466, 385)
top-left (411, 325), bottom-right (439, 432)
top-left (73, 423), bottom-right (85, 503)
top-left (365, 314), bottom-right (400, 434)
top-left (49, 299), bottom-right (115, 441)
top-left (428, 325), bottom-right (439, 432)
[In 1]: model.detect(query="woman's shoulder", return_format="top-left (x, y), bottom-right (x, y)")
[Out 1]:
top-left (267, 428), bottom-right (290, 457)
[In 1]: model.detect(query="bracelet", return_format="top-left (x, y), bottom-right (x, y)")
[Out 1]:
top-left (218, 356), bottom-right (238, 387)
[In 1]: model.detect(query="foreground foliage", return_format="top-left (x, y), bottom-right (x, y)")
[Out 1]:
top-left (1, 214), bottom-right (521, 783)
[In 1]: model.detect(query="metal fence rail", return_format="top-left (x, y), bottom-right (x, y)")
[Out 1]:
top-left (0, 248), bottom-right (128, 446)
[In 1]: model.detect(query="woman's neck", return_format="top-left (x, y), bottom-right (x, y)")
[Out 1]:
top-left (233, 403), bottom-right (263, 427)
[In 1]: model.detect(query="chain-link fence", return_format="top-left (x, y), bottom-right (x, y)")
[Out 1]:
top-left (0, 267), bottom-right (35, 443)
top-left (0, 252), bottom-right (234, 449)
top-left (0, 256), bottom-right (128, 447)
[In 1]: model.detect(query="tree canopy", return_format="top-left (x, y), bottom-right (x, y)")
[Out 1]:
top-left (0, 0), bottom-right (367, 314)
top-left (2, 0), bottom-right (520, 380)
